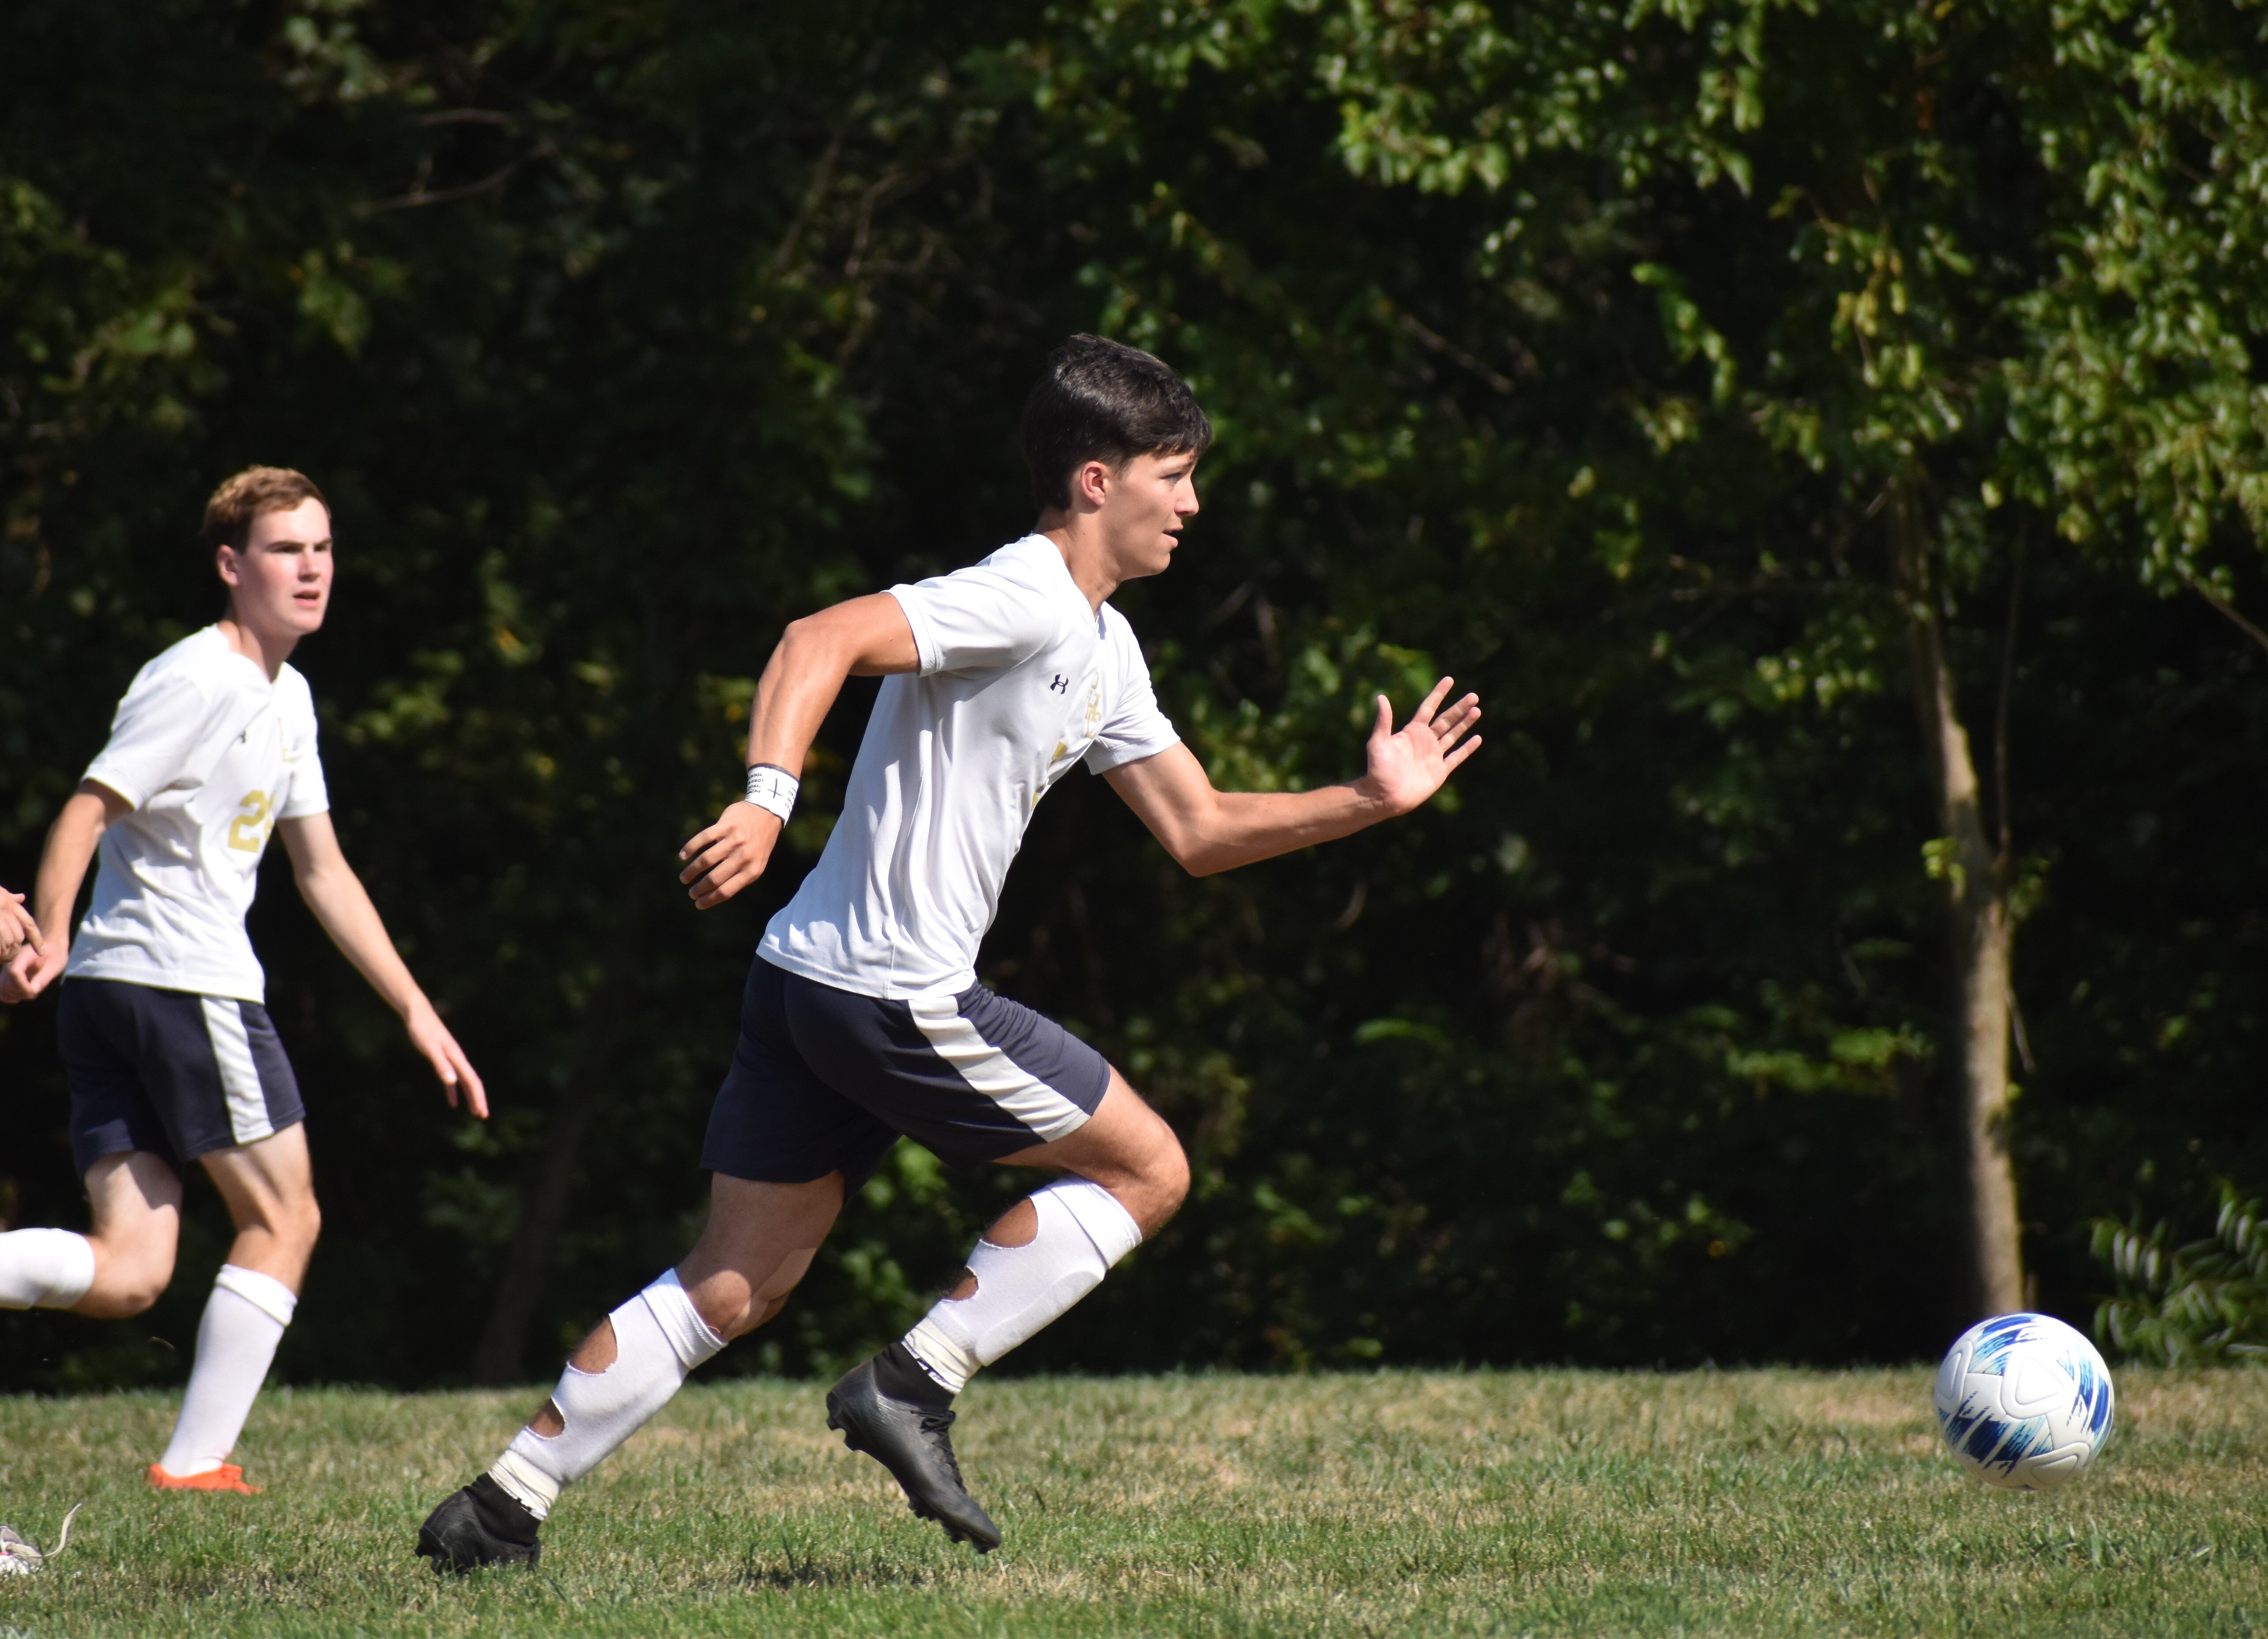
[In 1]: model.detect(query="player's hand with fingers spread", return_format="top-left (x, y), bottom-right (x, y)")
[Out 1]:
top-left (679, 800), bottom-right (784, 910)
top-left (405, 998), bottom-right (488, 1119)
top-left (1358, 676), bottom-right (1483, 817)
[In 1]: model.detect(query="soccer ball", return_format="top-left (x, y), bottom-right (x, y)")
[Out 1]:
top-left (1932, 1312), bottom-right (2115, 1491)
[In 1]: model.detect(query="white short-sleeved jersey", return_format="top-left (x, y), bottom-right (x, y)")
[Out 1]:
top-left (761, 533), bottom-right (1180, 999)
top-left (65, 626), bottom-right (330, 1004)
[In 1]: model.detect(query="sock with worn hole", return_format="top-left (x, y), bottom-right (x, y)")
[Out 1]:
top-left (487, 1269), bottom-right (724, 1521)
top-left (157, 1265), bottom-right (297, 1478)
top-left (0, 1228), bottom-right (96, 1310)
top-left (902, 1179), bottom-right (1142, 1394)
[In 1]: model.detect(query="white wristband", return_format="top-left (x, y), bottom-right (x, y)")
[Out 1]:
top-left (744, 763), bottom-right (799, 823)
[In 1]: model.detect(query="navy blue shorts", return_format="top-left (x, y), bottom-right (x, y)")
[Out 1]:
top-left (701, 958), bottom-right (1112, 1187)
top-left (58, 978), bottom-right (306, 1177)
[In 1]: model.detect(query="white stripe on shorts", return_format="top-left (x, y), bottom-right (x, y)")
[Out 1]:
top-left (906, 995), bottom-right (1089, 1144)
top-left (200, 997), bottom-right (275, 1146)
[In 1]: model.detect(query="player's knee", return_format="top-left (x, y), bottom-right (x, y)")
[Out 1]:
top-left (1138, 1132), bottom-right (1191, 1230)
top-left (693, 1286), bottom-right (754, 1340)
top-left (98, 1282), bottom-right (164, 1318)
top-left (83, 1254), bottom-right (171, 1318)
top-left (102, 1288), bottom-right (162, 1318)
top-left (685, 1243), bottom-right (819, 1341)
top-left (284, 1195), bottom-right (322, 1253)
top-left (1160, 1140), bottom-right (1191, 1213)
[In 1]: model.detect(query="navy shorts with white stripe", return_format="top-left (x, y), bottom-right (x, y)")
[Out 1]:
top-left (59, 976), bottom-right (306, 1176)
top-left (701, 955), bottom-right (1112, 1187)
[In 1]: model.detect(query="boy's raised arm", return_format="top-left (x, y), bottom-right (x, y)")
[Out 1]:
top-left (1103, 677), bottom-right (1481, 876)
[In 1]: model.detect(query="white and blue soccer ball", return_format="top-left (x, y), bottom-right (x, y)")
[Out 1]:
top-left (1932, 1312), bottom-right (2115, 1491)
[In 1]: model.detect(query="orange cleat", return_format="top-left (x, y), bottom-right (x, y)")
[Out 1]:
top-left (147, 1462), bottom-right (260, 1494)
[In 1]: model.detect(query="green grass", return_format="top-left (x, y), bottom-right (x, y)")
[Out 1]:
top-left (0, 1368), bottom-right (2263, 1636)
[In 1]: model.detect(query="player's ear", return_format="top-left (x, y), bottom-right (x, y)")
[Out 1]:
top-left (1076, 459), bottom-right (1112, 510)
top-left (215, 544), bottom-right (241, 589)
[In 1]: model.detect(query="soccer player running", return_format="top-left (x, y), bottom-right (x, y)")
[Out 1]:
top-left (0, 467), bottom-right (485, 1492)
top-left (414, 336), bottom-right (1481, 1569)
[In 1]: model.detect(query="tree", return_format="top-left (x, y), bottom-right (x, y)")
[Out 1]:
top-left (1271, 0), bottom-right (2268, 1318)
top-left (5, 0), bottom-right (2264, 1389)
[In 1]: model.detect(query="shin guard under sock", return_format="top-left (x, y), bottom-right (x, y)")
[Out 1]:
top-left (0, 1228), bottom-right (96, 1311)
top-left (158, 1265), bottom-right (297, 1478)
top-left (488, 1269), bottom-right (724, 1520)
top-left (903, 1179), bottom-right (1142, 1394)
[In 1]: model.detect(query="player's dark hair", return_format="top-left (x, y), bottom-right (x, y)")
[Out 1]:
top-left (1021, 335), bottom-right (1212, 512)
top-left (203, 465), bottom-right (328, 555)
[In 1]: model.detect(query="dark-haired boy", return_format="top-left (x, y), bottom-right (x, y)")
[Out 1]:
top-left (415, 335), bottom-right (1481, 1568)
top-left (0, 467), bottom-right (485, 1491)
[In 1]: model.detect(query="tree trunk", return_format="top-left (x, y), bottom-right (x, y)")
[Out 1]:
top-left (1889, 482), bottom-right (2025, 1319)
top-left (469, 999), bottom-right (624, 1385)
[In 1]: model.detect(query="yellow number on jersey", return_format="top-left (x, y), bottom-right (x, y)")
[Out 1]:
top-left (227, 790), bottom-right (273, 853)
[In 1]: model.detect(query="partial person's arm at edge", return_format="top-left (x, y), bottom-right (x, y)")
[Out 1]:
top-left (279, 812), bottom-right (489, 1118)
top-left (0, 782), bottom-right (129, 1003)
top-left (676, 592), bottom-right (921, 910)
top-left (1103, 677), bottom-right (1482, 878)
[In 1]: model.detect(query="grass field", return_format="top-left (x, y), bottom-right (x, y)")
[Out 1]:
top-left (0, 1368), bottom-right (2263, 1637)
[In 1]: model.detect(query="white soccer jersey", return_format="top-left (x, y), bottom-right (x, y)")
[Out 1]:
top-left (761, 532), bottom-right (1180, 999)
top-left (65, 626), bottom-right (330, 1004)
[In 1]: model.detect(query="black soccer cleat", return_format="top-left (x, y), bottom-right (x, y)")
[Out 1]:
top-left (414, 1474), bottom-right (543, 1573)
top-left (825, 1357), bottom-right (1002, 1552)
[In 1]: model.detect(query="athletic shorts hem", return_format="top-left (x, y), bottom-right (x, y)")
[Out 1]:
top-left (73, 1110), bottom-right (308, 1171)
top-left (60, 978), bottom-right (306, 1177)
top-left (701, 959), bottom-right (1112, 1189)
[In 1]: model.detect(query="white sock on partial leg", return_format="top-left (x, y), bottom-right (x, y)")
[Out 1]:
top-left (487, 1269), bottom-right (725, 1521)
top-left (0, 1228), bottom-right (97, 1311)
top-left (903, 1179), bottom-right (1144, 1394)
top-left (157, 1265), bottom-right (297, 1478)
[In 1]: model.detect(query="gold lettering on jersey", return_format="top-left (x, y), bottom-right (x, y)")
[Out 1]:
top-left (227, 790), bottom-right (274, 853)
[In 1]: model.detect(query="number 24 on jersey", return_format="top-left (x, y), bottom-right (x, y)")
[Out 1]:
top-left (227, 790), bottom-right (275, 853)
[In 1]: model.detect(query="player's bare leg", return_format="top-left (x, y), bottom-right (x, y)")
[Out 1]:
top-left (828, 1070), bottom-right (1188, 1552)
top-left (148, 1127), bottom-right (319, 1491)
top-left (990, 1068), bottom-right (1189, 1230)
top-left (3, 1151), bottom-right (183, 1321)
top-left (417, 1173), bottom-right (843, 1572)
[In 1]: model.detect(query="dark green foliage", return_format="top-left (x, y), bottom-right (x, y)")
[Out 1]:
top-left (2, 0), bottom-right (2264, 1388)
top-left (2094, 1181), bottom-right (2268, 1366)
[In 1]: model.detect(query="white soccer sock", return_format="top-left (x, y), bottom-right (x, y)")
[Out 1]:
top-left (488, 1269), bottom-right (725, 1521)
top-left (0, 1229), bottom-right (96, 1311)
top-left (903, 1178), bottom-right (1143, 1394)
top-left (157, 1265), bottom-right (297, 1478)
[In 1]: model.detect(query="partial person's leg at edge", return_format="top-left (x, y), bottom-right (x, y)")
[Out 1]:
top-left (150, 1125), bottom-right (320, 1492)
top-left (0, 1227), bottom-right (98, 1312)
top-left (831, 1070), bottom-right (1189, 1552)
top-left (416, 1172), bottom-right (842, 1572)
top-left (0, 1151), bottom-right (181, 1317)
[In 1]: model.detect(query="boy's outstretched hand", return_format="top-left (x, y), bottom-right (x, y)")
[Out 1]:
top-left (1358, 676), bottom-right (1482, 817)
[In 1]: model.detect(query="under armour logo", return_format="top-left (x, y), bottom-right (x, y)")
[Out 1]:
top-left (1048, 674), bottom-right (1070, 693)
